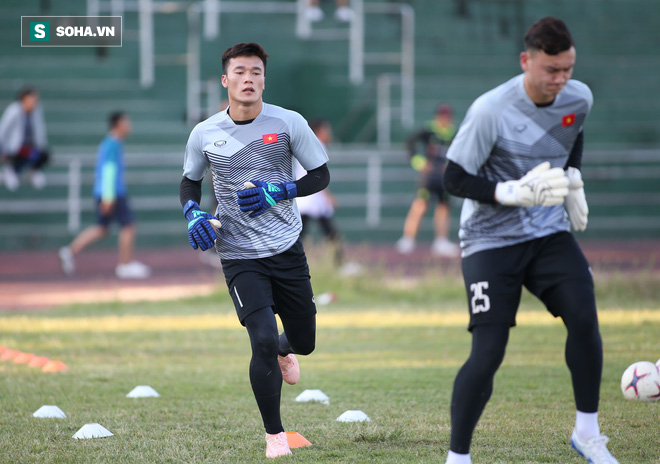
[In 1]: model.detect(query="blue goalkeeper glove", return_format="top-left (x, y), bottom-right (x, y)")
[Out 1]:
top-left (183, 200), bottom-right (219, 251)
top-left (236, 180), bottom-right (297, 218)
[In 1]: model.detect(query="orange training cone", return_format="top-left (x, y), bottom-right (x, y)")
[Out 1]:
top-left (28, 356), bottom-right (51, 368)
top-left (13, 352), bottom-right (36, 364)
top-left (286, 432), bottom-right (312, 449)
top-left (42, 360), bottom-right (68, 372)
top-left (1, 349), bottom-right (20, 362)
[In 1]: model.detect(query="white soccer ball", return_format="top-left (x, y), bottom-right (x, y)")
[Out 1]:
top-left (620, 361), bottom-right (660, 401)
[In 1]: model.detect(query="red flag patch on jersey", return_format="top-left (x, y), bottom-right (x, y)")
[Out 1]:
top-left (562, 113), bottom-right (576, 127)
top-left (262, 133), bottom-right (278, 144)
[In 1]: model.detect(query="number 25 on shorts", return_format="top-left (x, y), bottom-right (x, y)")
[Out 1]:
top-left (470, 281), bottom-right (490, 314)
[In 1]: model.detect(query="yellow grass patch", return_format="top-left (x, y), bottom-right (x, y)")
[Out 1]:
top-left (0, 309), bottom-right (658, 334)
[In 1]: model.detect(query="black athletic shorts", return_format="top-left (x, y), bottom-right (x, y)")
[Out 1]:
top-left (417, 173), bottom-right (448, 204)
top-left (300, 215), bottom-right (340, 241)
top-left (95, 197), bottom-right (135, 227)
top-left (221, 239), bottom-right (317, 325)
top-left (461, 231), bottom-right (594, 331)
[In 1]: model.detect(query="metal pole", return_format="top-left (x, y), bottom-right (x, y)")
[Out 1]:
top-left (207, 78), bottom-right (221, 117)
top-left (349, 0), bottom-right (364, 84)
top-left (87, 0), bottom-right (100, 16)
top-left (204, 0), bottom-right (219, 40)
top-left (377, 74), bottom-right (392, 149)
top-left (139, 0), bottom-right (154, 87)
top-left (400, 4), bottom-right (415, 129)
top-left (68, 159), bottom-right (82, 233)
top-left (296, 0), bottom-right (311, 39)
top-left (187, 5), bottom-right (201, 124)
top-left (111, 0), bottom-right (124, 17)
top-left (366, 153), bottom-right (382, 227)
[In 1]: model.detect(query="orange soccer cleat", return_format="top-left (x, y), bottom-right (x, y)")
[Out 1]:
top-left (265, 432), bottom-right (292, 458)
top-left (277, 354), bottom-right (300, 385)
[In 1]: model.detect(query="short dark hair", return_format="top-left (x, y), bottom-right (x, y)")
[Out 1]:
top-left (436, 104), bottom-right (452, 117)
top-left (17, 86), bottom-right (38, 101)
top-left (309, 118), bottom-right (330, 134)
top-left (109, 111), bottom-right (127, 129)
top-left (524, 17), bottom-right (574, 55)
top-left (221, 42), bottom-right (269, 75)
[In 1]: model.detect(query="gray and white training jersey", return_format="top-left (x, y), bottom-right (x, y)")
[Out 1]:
top-left (183, 103), bottom-right (328, 260)
top-left (447, 74), bottom-right (593, 257)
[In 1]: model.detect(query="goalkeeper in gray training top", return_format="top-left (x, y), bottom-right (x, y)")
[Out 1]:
top-left (179, 42), bottom-right (329, 459)
top-left (441, 17), bottom-right (617, 464)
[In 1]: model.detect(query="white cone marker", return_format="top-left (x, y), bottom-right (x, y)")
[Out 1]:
top-left (72, 423), bottom-right (113, 439)
top-left (33, 405), bottom-right (66, 418)
top-left (126, 385), bottom-right (160, 398)
top-left (336, 410), bottom-right (371, 422)
top-left (295, 389), bottom-right (330, 405)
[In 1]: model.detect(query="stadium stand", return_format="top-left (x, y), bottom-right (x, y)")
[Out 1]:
top-left (0, 0), bottom-right (658, 249)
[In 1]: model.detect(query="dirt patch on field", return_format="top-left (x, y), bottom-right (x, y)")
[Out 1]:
top-left (1, 241), bottom-right (658, 311)
top-left (0, 247), bottom-right (223, 311)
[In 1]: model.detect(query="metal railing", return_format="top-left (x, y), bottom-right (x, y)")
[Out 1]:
top-left (87, 0), bottom-right (415, 132)
top-left (0, 148), bottom-right (394, 240)
top-left (2, 148), bottom-right (659, 242)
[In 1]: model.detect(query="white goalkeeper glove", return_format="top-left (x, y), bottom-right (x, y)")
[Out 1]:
top-left (495, 161), bottom-right (569, 207)
top-left (565, 167), bottom-right (588, 231)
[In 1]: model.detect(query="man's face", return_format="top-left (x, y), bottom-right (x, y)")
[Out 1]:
top-left (520, 46), bottom-right (576, 102)
top-left (435, 113), bottom-right (452, 127)
top-left (314, 124), bottom-right (332, 145)
top-left (115, 116), bottom-right (132, 138)
top-left (221, 55), bottom-right (265, 105)
top-left (21, 93), bottom-right (39, 112)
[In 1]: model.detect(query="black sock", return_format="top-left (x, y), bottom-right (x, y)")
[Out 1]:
top-left (252, 392), bottom-right (282, 435)
top-left (450, 324), bottom-right (510, 454)
top-left (540, 279), bottom-right (603, 412)
top-left (565, 327), bottom-right (602, 412)
top-left (548, 282), bottom-right (603, 412)
top-left (245, 307), bottom-right (284, 434)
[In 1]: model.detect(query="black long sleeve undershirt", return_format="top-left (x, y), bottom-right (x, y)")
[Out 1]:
top-left (179, 176), bottom-right (202, 207)
top-left (295, 163), bottom-right (330, 197)
top-left (444, 161), bottom-right (498, 204)
top-left (179, 163), bottom-right (330, 208)
top-left (564, 130), bottom-right (584, 170)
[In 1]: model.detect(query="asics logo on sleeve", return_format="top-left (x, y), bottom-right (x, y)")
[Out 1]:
top-left (214, 140), bottom-right (227, 147)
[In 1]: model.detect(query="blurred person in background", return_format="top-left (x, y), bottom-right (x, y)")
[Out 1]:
top-left (58, 111), bottom-right (151, 279)
top-left (396, 104), bottom-right (460, 257)
top-left (307, 0), bottom-right (353, 22)
top-left (294, 118), bottom-right (342, 265)
top-left (0, 87), bottom-right (50, 191)
top-left (295, 118), bottom-right (362, 278)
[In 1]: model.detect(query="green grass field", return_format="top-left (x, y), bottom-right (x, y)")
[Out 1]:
top-left (1, 264), bottom-right (659, 463)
